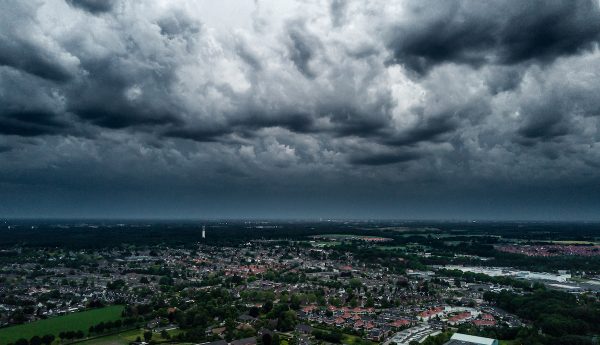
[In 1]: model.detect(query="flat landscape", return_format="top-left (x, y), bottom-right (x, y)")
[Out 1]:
top-left (0, 221), bottom-right (599, 345)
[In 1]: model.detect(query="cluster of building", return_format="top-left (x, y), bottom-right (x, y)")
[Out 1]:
top-left (497, 244), bottom-right (600, 256)
top-left (1, 238), bottom-right (524, 344)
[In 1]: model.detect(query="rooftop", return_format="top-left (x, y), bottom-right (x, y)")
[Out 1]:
top-left (445, 333), bottom-right (498, 345)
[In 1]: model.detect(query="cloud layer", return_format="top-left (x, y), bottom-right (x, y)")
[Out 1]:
top-left (1, 0), bottom-right (600, 219)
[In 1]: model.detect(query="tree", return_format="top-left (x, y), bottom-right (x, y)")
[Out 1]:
top-left (11, 309), bottom-right (27, 324)
top-left (143, 331), bottom-right (153, 342)
top-left (41, 335), bottom-right (55, 345)
top-left (107, 279), bottom-right (126, 290)
top-left (262, 300), bottom-right (273, 314)
top-left (15, 339), bottom-right (28, 345)
top-left (454, 278), bottom-right (461, 288)
top-left (95, 321), bottom-right (105, 333)
top-left (161, 330), bottom-right (170, 339)
top-left (262, 333), bottom-right (273, 345)
top-left (159, 276), bottom-right (174, 286)
top-left (249, 306), bottom-right (260, 318)
top-left (29, 336), bottom-right (42, 345)
top-left (349, 278), bottom-right (362, 290)
top-left (290, 294), bottom-right (302, 310)
top-left (277, 310), bottom-right (297, 332)
top-left (225, 318), bottom-right (236, 341)
top-left (104, 320), bottom-right (114, 330)
top-left (312, 330), bottom-right (341, 343)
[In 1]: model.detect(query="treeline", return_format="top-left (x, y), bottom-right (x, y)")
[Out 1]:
top-left (0, 221), bottom-right (378, 249)
top-left (454, 324), bottom-right (594, 345)
top-left (88, 317), bottom-right (138, 334)
top-left (6, 220), bottom-right (598, 250)
top-left (7, 317), bottom-right (140, 345)
top-left (484, 289), bottom-right (600, 344)
top-left (8, 335), bottom-right (54, 345)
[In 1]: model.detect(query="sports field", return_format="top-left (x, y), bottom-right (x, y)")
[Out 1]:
top-left (0, 305), bottom-right (124, 344)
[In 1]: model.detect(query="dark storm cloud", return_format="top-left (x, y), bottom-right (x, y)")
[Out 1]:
top-left (286, 21), bottom-right (320, 78)
top-left (73, 106), bottom-right (180, 129)
top-left (0, 2), bottom-right (77, 82)
top-left (163, 126), bottom-right (231, 143)
top-left (349, 151), bottom-right (421, 166)
top-left (518, 109), bottom-right (570, 142)
top-left (0, 42), bottom-right (75, 82)
top-left (62, 11), bottom-right (198, 131)
top-left (0, 145), bottom-right (12, 153)
top-left (66, 0), bottom-right (115, 13)
top-left (67, 76), bottom-right (182, 129)
top-left (0, 0), bottom-right (600, 219)
top-left (330, 115), bottom-right (387, 137)
top-left (66, 61), bottom-right (181, 129)
top-left (0, 110), bottom-right (69, 137)
top-left (385, 114), bottom-right (457, 147)
top-left (388, 0), bottom-right (600, 74)
top-left (485, 67), bottom-right (525, 94)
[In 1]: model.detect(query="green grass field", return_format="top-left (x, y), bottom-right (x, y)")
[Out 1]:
top-left (0, 306), bottom-right (124, 344)
top-left (75, 328), bottom-right (185, 345)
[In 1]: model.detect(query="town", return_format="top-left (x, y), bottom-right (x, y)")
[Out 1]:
top-left (0, 221), bottom-right (599, 345)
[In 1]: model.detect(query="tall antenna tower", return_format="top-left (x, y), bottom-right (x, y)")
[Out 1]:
top-left (202, 225), bottom-right (206, 239)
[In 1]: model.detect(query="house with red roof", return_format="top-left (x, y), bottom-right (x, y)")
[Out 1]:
top-left (389, 319), bottom-right (410, 328)
top-left (473, 319), bottom-right (496, 327)
top-left (418, 307), bottom-right (444, 321)
top-left (448, 312), bottom-right (472, 325)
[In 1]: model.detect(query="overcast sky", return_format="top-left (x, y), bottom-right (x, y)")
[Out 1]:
top-left (1, 0), bottom-right (600, 220)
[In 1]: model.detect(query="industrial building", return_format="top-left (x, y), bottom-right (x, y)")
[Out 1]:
top-left (444, 333), bottom-right (498, 345)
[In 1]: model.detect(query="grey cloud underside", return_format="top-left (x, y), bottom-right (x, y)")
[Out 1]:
top-left (1, 0), bottom-right (600, 218)
top-left (66, 0), bottom-right (114, 13)
top-left (0, 42), bottom-right (74, 82)
top-left (388, 0), bottom-right (600, 74)
top-left (1, 0), bottom-right (598, 152)
top-left (349, 151), bottom-right (421, 166)
top-left (0, 110), bottom-right (69, 137)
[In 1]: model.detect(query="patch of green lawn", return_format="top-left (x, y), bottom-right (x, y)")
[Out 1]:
top-left (0, 306), bottom-right (124, 344)
top-left (77, 328), bottom-right (184, 345)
